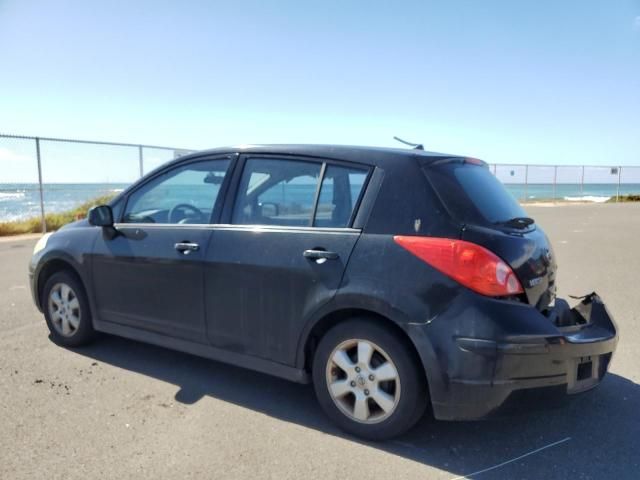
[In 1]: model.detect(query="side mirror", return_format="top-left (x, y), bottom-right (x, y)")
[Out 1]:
top-left (88, 205), bottom-right (114, 227)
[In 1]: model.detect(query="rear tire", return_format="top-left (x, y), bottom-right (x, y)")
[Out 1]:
top-left (42, 271), bottom-right (96, 347)
top-left (312, 318), bottom-right (427, 440)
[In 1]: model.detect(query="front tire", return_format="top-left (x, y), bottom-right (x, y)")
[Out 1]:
top-left (42, 271), bottom-right (96, 347)
top-left (312, 318), bottom-right (427, 440)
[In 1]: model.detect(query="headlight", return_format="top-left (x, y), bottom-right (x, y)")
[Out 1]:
top-left (33, 233), bottom-right (53, 255)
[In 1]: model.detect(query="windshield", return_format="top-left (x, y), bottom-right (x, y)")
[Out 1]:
top-left (425, 161), bottom-right (528, 226)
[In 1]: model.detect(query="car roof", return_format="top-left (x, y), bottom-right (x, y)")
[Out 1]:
top-left (179, 144), bottom-right (462, 169)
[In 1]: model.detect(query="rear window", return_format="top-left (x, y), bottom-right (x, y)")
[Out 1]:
top-left (425, 161), bottom-right (527, 225)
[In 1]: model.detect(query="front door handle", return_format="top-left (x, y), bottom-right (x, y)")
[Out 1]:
top-left (175, 242), bottom-right (200, 254)
top-left (303, 249), bottom-right (339, 260)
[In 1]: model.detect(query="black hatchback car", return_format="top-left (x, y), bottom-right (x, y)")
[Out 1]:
top-left (29, 145), bottom-right (618, 440)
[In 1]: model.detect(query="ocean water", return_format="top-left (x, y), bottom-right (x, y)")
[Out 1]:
top-left (503, 183), bottom-right (640, 203)
top-left (0, 183), bottom-right (127, 223)
top-left (1, 182), bottom-right (640, 223)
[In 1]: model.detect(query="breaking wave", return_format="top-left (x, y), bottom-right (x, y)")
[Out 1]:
top-left (564, 195), bottom-right (611, 203)
top-left (0, 191), bottom-right (26, 201)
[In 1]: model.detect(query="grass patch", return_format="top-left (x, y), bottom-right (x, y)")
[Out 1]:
top-left (607, 194), bottom-right (640, 203)
top-left (0, 194), bottom-right (115, 236)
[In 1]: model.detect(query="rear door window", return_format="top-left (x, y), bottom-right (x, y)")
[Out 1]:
top-left (425, 161), bottom-right (527, 225)
top-left (232, 158), bottom-right (321, 226)
top-left (232, 158), bottom-right (369, 228)
top-left (314, 165), bottom-right (368, 227)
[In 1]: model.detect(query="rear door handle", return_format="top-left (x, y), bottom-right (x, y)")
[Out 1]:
top-left (303, 249), bottom-right (339, 260)
top-left (174, 242), bottom-right (200, 254)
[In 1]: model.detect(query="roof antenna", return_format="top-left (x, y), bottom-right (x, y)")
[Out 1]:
top-left (393, 136), bottom-right (424, 150)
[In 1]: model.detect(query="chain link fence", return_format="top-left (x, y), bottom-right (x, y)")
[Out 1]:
top-left (489, 163), bottom-right (640, 203)
top-left (1, 133), bottom-right (639, 233)
top-left (0, 133), bottom-right (194, 232)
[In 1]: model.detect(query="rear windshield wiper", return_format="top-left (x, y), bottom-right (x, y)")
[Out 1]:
top-left (496, 216), bottom-right (535, 229)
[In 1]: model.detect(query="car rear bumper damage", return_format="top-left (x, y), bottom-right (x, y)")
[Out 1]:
top-left (421, 293), bottom-right (618, 420)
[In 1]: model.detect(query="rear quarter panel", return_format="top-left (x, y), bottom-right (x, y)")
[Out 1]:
top-left (315, 232), bottom-right (466, 401)
top-left (331, 232), bottom-right (569, 409)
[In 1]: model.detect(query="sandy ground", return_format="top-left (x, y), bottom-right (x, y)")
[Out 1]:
top-left (1, 202), bottom-right (639, 479)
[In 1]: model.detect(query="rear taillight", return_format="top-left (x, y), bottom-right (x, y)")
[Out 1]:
top-left (393, 236), bottom-right (524, 297)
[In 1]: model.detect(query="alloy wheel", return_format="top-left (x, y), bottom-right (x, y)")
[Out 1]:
top-left (48, 282), bottom-right (81, 337)
top-left (325, 339), bottom-right (401, 424)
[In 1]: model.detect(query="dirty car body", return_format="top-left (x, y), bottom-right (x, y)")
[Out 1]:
top-left (29, 144), bottom-right (618, 438)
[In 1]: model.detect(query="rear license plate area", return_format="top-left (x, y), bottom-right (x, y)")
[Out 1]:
top-left (577, 360), bottom-right (593, 381)
top-left (567, 355), bottom-right (601, 394)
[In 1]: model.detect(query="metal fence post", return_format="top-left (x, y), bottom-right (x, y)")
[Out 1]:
top-left (553, 166), bottom-right (557, 202)
top-left (524, 165), bottom-right (528, 202)
top-left (617, 166), bottom-right (622, 202)
top-left (138, 145), bottom-right (144, 177)
top-left (35, 137), bottom-right (46, 234)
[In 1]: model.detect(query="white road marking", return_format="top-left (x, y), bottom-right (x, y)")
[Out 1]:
top-left (449, 436), bottom-right (572, 479)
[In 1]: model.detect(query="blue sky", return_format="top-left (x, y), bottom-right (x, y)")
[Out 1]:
top-left (1, 0), bottom-right (639, 182)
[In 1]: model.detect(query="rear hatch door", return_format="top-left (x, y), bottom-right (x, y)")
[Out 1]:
top-left (424, 159), bottom-right (556, 309)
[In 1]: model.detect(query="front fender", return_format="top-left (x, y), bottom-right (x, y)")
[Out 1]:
top-left (31, 249), bottom-right (88, 310)
top-left (29, 227), bottom-right (98, 311)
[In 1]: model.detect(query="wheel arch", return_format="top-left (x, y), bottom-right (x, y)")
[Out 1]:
top-left (35, 255), bottom-right (85, 310)
top-left (298, 306), bottom-right (429, 388)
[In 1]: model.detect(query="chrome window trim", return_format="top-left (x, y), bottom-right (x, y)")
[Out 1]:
top-left (114, 223), bottom-right (361, 235)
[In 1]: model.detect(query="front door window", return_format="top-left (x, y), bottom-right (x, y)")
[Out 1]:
top-left (123, 159), bottom-right (230, 224)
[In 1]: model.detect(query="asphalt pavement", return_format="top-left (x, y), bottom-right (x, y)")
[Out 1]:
top-left (1, 203), bottom-right (638, 479)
